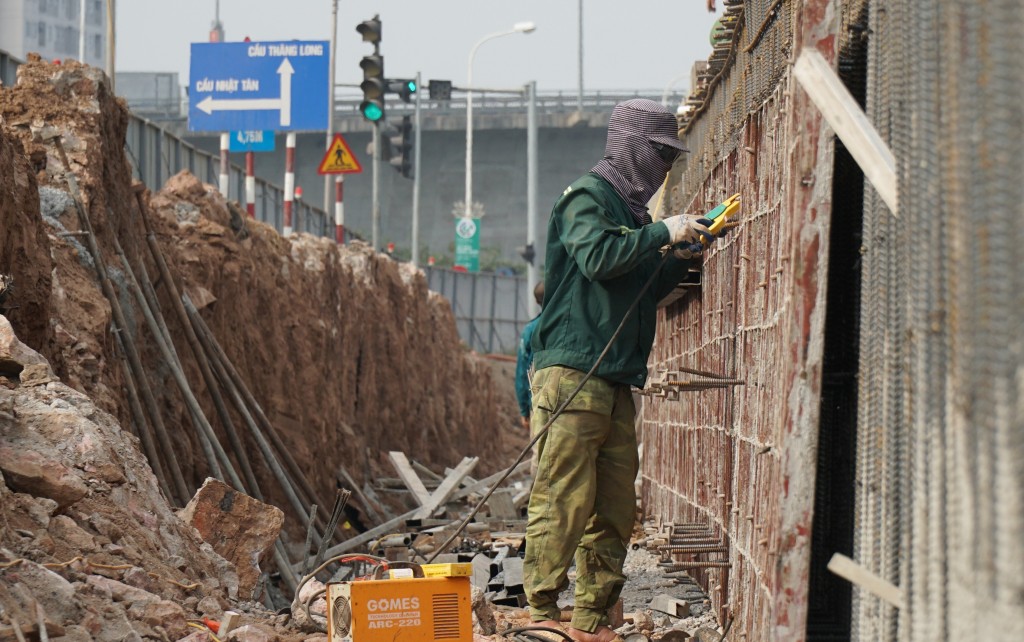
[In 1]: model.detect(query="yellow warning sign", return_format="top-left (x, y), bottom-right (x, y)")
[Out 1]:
top-left (317, 134), bottom-right (362, 175)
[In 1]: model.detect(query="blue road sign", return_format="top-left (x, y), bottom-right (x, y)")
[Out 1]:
top-left (189, 40), bottom-right (329, 132)
top-left (228, 130), bottom-right (276, 152)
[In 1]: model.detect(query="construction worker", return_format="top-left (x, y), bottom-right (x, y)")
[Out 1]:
top-left (524, 99), bottom-right (718, 642)
top-left (515, 281), bottom-right (546, 431)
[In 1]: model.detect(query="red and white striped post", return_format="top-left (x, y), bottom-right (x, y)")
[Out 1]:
top-left (283, 133), bottom-right (296, 235)
top-left (218, 133), bottom-right (229, 197)
top-left (334, 175), bottom-right (344, 243)
top-left (245, 151), bottom-right (255, 218)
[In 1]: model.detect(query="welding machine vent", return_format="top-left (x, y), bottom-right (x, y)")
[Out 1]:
top-left (432, 592), bottom-right (460, 639)
top-left (332, 596), bottom-right (351, 636)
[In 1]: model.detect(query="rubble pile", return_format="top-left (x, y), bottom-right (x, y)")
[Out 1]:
top-left (0, 58), bottom-right (725, 641)
top-left (0, 58), bottom-right (527, 639)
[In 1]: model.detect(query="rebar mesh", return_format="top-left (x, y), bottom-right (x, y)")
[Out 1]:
top-left (853, 0), bottom-right (1024, 640)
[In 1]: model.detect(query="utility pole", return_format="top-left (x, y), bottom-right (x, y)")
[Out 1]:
top-left (78, 0), bottom-right (86, 62)
top-left (577, 0), bottom-right (583, 111)
top-left (412, 71), bottom-right (422, 267)
top-left (527, 80), bottom-right (539, 317)
top-left (324, 0), bottom-right (338, 212)
top-left (372, 123), bottom-right (380, 251)
top-left (105, 0), bottom-right (115, 91)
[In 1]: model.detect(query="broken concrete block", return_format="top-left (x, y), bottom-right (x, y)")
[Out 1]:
top-left (178, 478), bottom-right (284, 598)
top-left (0, 445), bottom-right (88, 508)
top-left (227, 623), bottom-right (276, 642)
top-left (632, 610), bottom-right (655, 633)
top-left (133, 599), bottom-right (189, 639)
top-left (502, 556), bottom-right (524, 588)
top-left (86, 574), bottom-right (162, 604)
top-left (471, 585), bottom-right (496, 635)
top-left (471, 553), bottom-right (491, 591)
top-left (649, 593), bottom-right (690, 618)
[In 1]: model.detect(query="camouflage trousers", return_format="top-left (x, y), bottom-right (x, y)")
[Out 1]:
top-left (524, 366), bottom-right (639, 633)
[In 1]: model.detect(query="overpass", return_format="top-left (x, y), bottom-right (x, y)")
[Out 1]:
top-left (177, 89), bottom-right (687, 267)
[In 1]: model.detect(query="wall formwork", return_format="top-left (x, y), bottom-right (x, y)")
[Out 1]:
top-left (642, 0), bottom-right (1024, 641)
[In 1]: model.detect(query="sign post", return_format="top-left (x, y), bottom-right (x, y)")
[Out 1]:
top-left (317, 134), bottom-right (362, 244)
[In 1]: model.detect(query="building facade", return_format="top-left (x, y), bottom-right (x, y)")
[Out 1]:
top-left (0, 0), bottom-right (106, 67)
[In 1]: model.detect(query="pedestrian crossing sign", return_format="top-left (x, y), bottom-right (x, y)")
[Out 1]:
top-left (318, 134), bottom-right (362, 175)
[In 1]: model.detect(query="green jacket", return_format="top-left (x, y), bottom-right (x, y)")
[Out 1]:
top-left (531, 173), bottom-right (693, 388)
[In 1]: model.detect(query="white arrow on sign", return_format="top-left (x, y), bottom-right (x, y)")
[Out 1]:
top-left (196, 58), bottom-right (294, 126)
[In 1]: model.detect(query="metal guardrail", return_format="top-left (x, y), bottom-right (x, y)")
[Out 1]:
top-left (424, 266), bottom-right (530, 355)
top-left (123, 114), bottom-right (339, 239)
top-left (330, 89), bottom-right (690, 120)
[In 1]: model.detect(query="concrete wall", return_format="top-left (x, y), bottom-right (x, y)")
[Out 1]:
top-left (184, 124), bottom-right (607, 267)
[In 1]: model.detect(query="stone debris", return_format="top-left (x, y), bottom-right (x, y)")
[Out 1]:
top-left (180, 478), bottom-right (284, 598)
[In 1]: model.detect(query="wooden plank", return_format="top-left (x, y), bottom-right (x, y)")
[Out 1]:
top-left (450, 461), bottom-right (530, 502)
top-left (388, 451), bottom-right (432, 507)
top-left (486, 488), bottom-right (519, 520)
top-left (827, 553), bottom-right (904, 609)
top-left (413, 457), bottom-right (479, 519)
top-left (793, 49), bottom-right (899, 216)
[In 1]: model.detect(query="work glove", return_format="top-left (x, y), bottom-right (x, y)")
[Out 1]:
top-left (662, 215), bottom-right (713, 247)
top-left (670, 217), bottom-right (727, 259)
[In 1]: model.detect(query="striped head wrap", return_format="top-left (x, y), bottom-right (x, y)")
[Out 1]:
top-left (591, 99), bottom-right (688, 224)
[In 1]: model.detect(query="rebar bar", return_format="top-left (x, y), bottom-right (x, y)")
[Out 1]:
top-left (132, 185), bottom-right (259, 498)
top-left (47, 135), bottom-right (190, 505)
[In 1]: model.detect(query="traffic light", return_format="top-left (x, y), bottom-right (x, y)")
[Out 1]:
top-left (429, 80), bottom-right (452, 101)
top-left (357, 16), bottom-right (385, 122)
top-left (389, 78), bottom-right (417, 103)
top-left (386, 115), bottom-right (414, 179)
top-left (359, 54), bottom-right (385, 122)
top-left (356, 16), bottom-right (381, 44)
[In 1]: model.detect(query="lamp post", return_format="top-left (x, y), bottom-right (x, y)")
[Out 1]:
top-left (465, 22), bottom-right (536, 219)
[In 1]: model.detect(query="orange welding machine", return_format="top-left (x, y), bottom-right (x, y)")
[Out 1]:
top-left (326, 567), bottom-right (473, 642)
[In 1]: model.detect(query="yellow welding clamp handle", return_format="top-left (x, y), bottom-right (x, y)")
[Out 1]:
top-left (706, 195), bottom-right (741, 235)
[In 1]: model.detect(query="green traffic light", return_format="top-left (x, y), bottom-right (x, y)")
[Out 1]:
top-left (406, 80), bottom-right (417, 92)
top-left (361, 102), bottom-right (384, 121)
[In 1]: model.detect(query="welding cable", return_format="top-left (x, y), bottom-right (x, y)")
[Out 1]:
top-left (302, 586), bottom-right (329, 628)
top-left (502, 626), bottom-right (575, 641)
top-left (291, 553), bottom-right (390, 632)
top-left (427, 250), bottom-right (674, 563)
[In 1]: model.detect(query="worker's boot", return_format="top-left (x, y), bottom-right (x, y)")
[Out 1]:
top-left (566, 625), bottom-right (624, 642)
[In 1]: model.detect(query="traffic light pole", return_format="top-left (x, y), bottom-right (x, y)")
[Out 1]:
top-left (372, 122), bottom-right (381, 251)
top-left (412, 71), bottom-right (422, 267)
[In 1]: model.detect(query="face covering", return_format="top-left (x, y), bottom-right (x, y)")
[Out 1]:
top-left (591, 98), bottom-right (687, 225)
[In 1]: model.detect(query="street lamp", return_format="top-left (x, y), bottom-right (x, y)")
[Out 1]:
top-left (465, 22), bottom-right (536, 219)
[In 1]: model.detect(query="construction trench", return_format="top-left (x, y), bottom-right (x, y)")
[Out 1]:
top-left (2, 0), bottom-right (1024, 641)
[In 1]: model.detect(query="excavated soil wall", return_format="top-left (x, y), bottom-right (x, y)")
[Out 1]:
top-left (0, 59), bottom-right (515, 534)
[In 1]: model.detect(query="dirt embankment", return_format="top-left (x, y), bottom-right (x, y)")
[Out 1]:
top-left (0, 57), bottom-right (528, 638)
top-left (0, 58), bottom-right (521, 538)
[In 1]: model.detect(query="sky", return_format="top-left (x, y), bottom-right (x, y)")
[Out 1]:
top-left (116, 0), bottom-right (722, 96)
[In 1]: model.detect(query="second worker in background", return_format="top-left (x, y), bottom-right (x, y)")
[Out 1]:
top-left (524, 99), bottom-right (722, 642)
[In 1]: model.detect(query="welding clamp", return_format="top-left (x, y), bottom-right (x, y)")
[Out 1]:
top-left (678, 193), bottom-right (741, 256)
